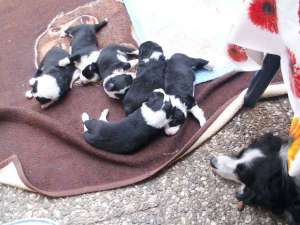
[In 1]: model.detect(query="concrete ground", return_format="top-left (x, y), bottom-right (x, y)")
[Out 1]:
top-left (0, 96), bottom-right (292, 225)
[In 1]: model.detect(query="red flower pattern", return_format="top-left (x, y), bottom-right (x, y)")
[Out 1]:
top-left (288, 48), bottom-right (300, 97)
top-left (248, 0), bottom-right (278, 33)
top-left (227, 44), bottom-right (248, 62)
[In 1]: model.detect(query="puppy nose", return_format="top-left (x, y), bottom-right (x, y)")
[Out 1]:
top-left (210, 156), bottom-right (218, 169)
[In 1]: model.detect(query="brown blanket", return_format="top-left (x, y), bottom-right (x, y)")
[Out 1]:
top-left (0, 0), bottom-right (285, 197)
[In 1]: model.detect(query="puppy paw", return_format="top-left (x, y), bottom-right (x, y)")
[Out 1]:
top-left (204, 62), bottom-right (214, 71)
top-left (25, 90), bottom-right (33, 99)
top-left (164, 125), bottom-right (180, 136)
top-left (29, 78), bottom-right (36, 86)
top-left (58, 57), bottom-right (71, 67)
top-left (73, 79), bottom-right (85, 87)
top-left (99, 109), bottom-right (109, 121)
top-left (82, 112), bottom-right (90, 122)
top-left (199, 117), bottom-right (206, 127)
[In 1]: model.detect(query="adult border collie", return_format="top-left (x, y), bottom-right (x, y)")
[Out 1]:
top-left (81, 89), bottom-right (172, 154)
top-left (210, 133), bottom-right (300, 225)
top-left (122, 41), bottom-right (166, 115)
top-left (25, 47), bottom-right (77, 108)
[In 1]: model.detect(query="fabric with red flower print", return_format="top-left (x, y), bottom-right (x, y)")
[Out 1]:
top-left (248, 0), bottom-right (278, 33)
top-left (227, 44), bottom-right (248, 62)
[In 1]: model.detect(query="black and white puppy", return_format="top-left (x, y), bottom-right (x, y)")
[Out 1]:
top-left (81, 44), bottom-right (139, 99)
top-left (210, 133), bottom-right (300, 225)
top-left (164, 53), bottom-right (209, 135)
top-left (58, 19), bottom-right (108, 84)
top-left (25, 47), bottom-right (77, 108)
top-left (81, 89), bottom-right (172, 154)
top-left (122, 41), bottom-right (166, 115)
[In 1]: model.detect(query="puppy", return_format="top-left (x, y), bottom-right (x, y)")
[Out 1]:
top-left (58, 19), bottom-right (108, 84)
top-left (122, 41), bottom-right (166, 115)
top-left (164, 53), bottom-right (209, 135)
top-left (210, 133), bottom-right (300, 225)
top-left (80, 44), bottom-right (139, 99)
top-left (81, 89), bottom-right (172, 154)
top-left (25, 47), bottom-right (77, 109)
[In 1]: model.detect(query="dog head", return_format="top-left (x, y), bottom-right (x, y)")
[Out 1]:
top-left (103, 72), bottom-right (135, 99)
top-left (79, 62), bottom-right (100, 84)
top-left (139, 41), bottom-right (164, 63)
top-left (210, 133), bottom-right (300, 224)
top-left (163, 95), bottom-right (188, 136)
top-left (25, 74), bottom-right (60, 109)
top-left (141, 89), bottom-right (172, 129)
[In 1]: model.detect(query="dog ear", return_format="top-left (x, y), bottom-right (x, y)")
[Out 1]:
top-left (163, 101), bottom-right (173, 119)
top-left (256, 133), bottom-right (282, 153)
top-left (235, 164), bottom-right (254, 186)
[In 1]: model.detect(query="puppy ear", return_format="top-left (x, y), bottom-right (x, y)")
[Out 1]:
top-left (258, 133), bottom-right (282, 152)
top-left (235, 164), bottom-right (254, 186)
top-left (64, 26), bottom-right (78, 35)
top-left (90, 63), bottom-right (98, 72)
top-left (163, 101), bottom-right (173, 119)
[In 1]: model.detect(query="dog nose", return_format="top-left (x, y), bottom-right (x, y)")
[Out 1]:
top-left (210, 156), bottom-right (218, 169)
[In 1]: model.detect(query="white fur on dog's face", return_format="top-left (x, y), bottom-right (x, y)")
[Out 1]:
top-left (75, 51), bottom-right (101, 85)
top-left (143, 51), bottom-right (163, 63)
top-left (141, 89), bottom-right (170, 129)
top-left (211, 149), bottom-right (265, 183)
top-left (32, 75), bottom-right (60, 100)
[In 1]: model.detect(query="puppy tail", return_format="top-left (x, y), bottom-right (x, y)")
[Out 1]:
top-left (94, 18), bottom-right (108, 32)
top-left (191, 58), bottom-right (209, 71)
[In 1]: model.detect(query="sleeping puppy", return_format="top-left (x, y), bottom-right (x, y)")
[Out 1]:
top-left (210, 133), bottom-right (300, 225)
top-left (79, 44), bottom-right (139, 99)
top-left (81, 89), bottom-right (172, 154)
top-left (25, 47), bottom-right (77, 109)
top-left (164, 53), bottom-right (209, 135)
top-left (58, 19), bottom-right (108, 84)
top-left (122, 41), bottom-right (166, 115)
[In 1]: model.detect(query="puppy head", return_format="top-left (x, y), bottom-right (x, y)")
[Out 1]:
top-left (28, 75), bottom-right (60, 108)
top-left (81, 63), bottom-right (100, 82)
top-left (210, 133), bottom-right (300, 222)
top-left (145, 88), bottom-right (169, 111)
top-left (103, 73), bottom-right (135, 99)
top-left (139, 41), bottom-right (164, 62)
